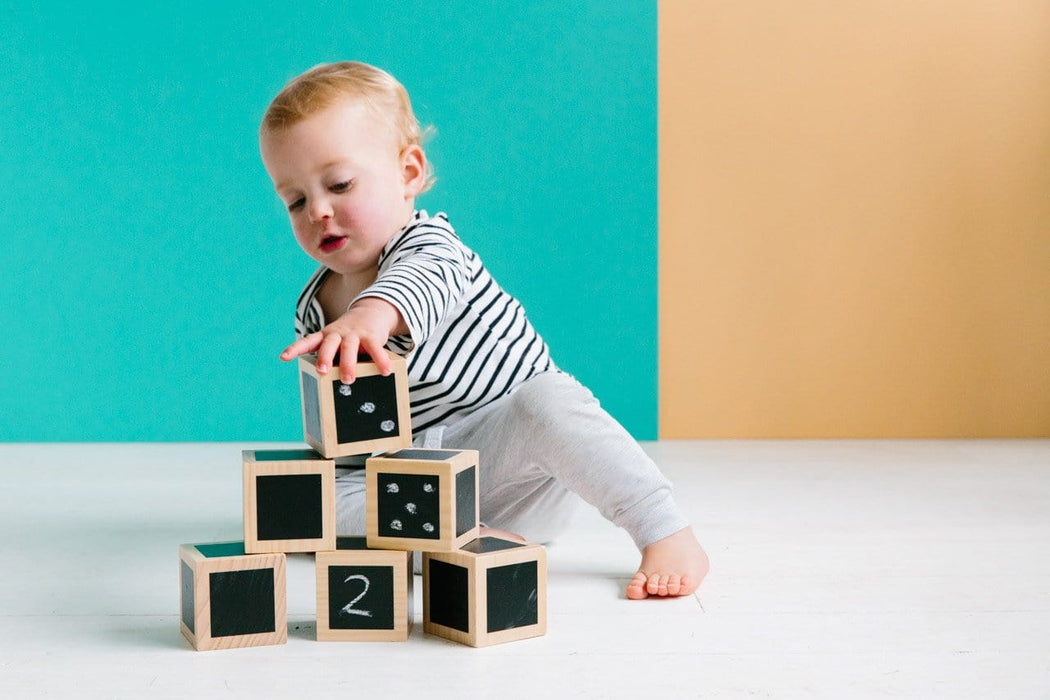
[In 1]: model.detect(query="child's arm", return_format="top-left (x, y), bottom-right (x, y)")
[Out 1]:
top-left (282, 216), bottom-right (470, 383)
top-left (280, 297), bottom-right (409, 384)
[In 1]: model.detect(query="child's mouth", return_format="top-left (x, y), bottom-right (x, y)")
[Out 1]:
top-left (320, 235), bottom-right (347, 253)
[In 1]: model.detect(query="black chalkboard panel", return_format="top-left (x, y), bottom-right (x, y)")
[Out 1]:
top-left (387, 449), bottom-right (461, 461)
top-left (456, 466), bottom-right (477, 537)
top-left (253, 449), bottom-right (325, 462)
top-left (180, 561), bottom-right (195, 634)
top-left (428, 559), bottom-right (469, 633)
top-left (328, 565), bottom-right (395, 630)
top-left (301, 371), bottom-right (322, 443)
top-left (256, 474), bottom-right (323, 541)
top-left (332, 374), bottom-right (400, 444)
top-left (462, 537), bottom-right (525, 555)
top-left (486, 561), bottom-right (538, 633)
top-left (209, 567), bottom-right (276, 638)
top-left (377, 472), bottom-right (440, 540)
top-left (335, 536), bottom-right (370, 550)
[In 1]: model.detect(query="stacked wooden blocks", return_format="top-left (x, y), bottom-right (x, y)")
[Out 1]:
top-left (179, 351), bottom-right (546, 650)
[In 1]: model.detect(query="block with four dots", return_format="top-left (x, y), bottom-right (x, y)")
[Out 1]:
top-left (298, 351), bottom-right (412, 458)
top-left (178, 541), bottom-right (287, 651)
top-left (423, 536), bottom-right (547, 647)
top-left (366, 448), bottom-right (480, 552)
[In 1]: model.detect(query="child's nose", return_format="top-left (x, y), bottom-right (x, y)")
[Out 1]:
top-left (308, 197), bottom-right (333, 222)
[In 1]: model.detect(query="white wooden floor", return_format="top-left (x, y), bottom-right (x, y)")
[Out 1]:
top-left (0, 440), bottom-right (1047, 698)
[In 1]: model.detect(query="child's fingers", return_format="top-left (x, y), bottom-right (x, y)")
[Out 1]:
top-left (339, 336), bottom-right (360, 384)
top-left (316, 333), bottom-right (344, 375)
top-left (280, 333), bottom-right (322, 361)
top-left (360, 337), bottom-right (392, 376)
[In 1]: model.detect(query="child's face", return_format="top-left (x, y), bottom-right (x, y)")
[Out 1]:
top-left (260, 97), bottom-right (425, 279)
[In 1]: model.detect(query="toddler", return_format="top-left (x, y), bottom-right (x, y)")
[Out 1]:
top-left (259, 61), bottom-right (708, 599)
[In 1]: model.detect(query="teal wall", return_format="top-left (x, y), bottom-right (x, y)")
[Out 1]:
top-left (0, 2), bottom-right (657, 441)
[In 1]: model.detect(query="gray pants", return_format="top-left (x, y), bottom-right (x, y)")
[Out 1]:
top-left (335, 371), bottom-right (688, 550)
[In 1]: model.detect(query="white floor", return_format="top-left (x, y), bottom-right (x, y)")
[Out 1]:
top-left (0, 440), bottom-right (1048, 698)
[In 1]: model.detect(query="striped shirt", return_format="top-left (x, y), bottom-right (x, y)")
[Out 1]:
top-left (295, 210), bottom-right (556, 435)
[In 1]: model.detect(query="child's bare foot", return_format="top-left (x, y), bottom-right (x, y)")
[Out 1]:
top-left (479, 526), bottom-right (526, 543)
top-left (626, 526), bottom-right (709, 600)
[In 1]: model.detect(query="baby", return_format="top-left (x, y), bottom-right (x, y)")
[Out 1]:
top-left (259, 61), bottom-right (708, 599)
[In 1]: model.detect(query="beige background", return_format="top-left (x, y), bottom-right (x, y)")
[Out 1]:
top-left (659, 1), bottom-right (1050, 437)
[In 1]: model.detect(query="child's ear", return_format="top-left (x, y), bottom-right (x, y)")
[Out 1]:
top-left (400, 145), bottom-right (427, 197)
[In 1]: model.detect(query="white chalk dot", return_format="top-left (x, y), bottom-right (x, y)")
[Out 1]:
top-left (405, 503), bottom-right (417, 515)
top-left (359, 402), bottom-right (375, 414)
top-left (338, 384), bottom-right (352, 396)
top-left (423, 483), bottom-right (435, 493)
top-left (386, 483), bottom-right (399, 494)
top-left (390, 519), bottom-right (403, 531)
top-left (380, 420), bottom-right (396, 432)
top-left (422, 523), bottom-right (435, 533)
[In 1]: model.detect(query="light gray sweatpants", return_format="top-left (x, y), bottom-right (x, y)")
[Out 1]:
top-left (335, 371), bottom-right (689, 550)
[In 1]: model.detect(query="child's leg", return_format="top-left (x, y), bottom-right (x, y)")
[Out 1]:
top-left (334, 468), bottom-right (367, 536)
top-left (441, 371), bottom-right (708, 598)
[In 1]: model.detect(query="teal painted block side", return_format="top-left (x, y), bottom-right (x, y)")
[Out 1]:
top-left (0, 1), bottom-right (657, 440)
top-left (195, 542), bottom-right (247, 559)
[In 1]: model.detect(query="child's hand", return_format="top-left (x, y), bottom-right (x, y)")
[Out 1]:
top-left (280, 298), bottom-right (406, 384)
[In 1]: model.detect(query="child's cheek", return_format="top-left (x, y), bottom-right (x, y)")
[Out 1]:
top-left (293, 226), bottom-right (313, 253)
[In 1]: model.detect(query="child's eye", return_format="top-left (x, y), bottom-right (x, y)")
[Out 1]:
top-left (330, 180), bottom-right (353, 193)
top-left (288, 197), bottom-right (305, 212)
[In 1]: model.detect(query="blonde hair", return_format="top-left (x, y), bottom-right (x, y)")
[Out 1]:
top-left (261, 61), bottom-right (434, 191)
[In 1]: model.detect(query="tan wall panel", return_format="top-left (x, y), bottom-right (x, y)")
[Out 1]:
top-left (660, 1), bottom-right (1050, 437)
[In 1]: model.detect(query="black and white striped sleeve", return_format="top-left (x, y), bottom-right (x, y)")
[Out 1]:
top-left (294, 267), bottom-right (328, 338)
top-left (350, 219), bottom-right (470, 346)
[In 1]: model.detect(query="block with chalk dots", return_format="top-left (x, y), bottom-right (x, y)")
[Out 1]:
top-left (178, 541), bottom-right (287, 651)
top-left (242, 449), bottom-right (336, 554)
top-left (365, 448), bottom-right (480, 552)
top-left (315, 537), bottom-right (414, 642)
top-left (298, 351), bottom-right (412, 458)
top-left (423, 537), bottom-right (547, 647)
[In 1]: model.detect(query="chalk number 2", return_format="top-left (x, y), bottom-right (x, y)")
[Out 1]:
top-left (340, 574), bottom-right (373, 618)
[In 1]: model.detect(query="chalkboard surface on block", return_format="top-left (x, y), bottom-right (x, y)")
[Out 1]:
top-left (242, 449), bottom-right (336, 554)
top-left (178, 541), bottom-right (287, 652)
top-left (315, 537), bottom-right (414, 642)
top-left (423, 536), bottom-right (547, 647)
top-left (365, 449), bottom-right (480, 553)
top-left (298, 351), bottom-right (412, 458)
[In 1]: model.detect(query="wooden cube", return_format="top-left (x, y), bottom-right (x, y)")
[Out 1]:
top-left (242, 449), bottom-right (336, 554)
top-left (423, 537), bottom-right (547, 647)
top-left (298, 352), bottom-right (412, 458)
top-left (366, 448), bottom-right (480, 552)
top-left (315, 537), bottom-right (414, 642)
top-left (178, 542), bottom-right (287, 651)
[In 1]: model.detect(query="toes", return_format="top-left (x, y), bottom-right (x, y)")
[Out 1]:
top-left (649, 573), bottom-right (680, 596)
top-left (626, 572), bottom-right (649, 600)
top-left (646, 573), bottom-right (662, 595)
top-left (677, 575), bottom-right (700, 597)
top-left (632, 567), bottom-right (701, 599)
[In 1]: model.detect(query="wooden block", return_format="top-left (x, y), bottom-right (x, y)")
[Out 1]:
top-left (178, 542), bottom-right (287, 651)
top-left (298, 352), bottom-right (412, 458)
top-left (423, 537), bottom-right (547, 647)
top-left (366, 448), bottom-right (480, 552)
top-left (315, 537), bottom-right (414, 642)
top-left (242, 449), bottom-right (336, 554)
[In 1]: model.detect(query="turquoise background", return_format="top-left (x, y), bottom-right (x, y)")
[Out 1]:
top-left (1, 2), bottom-right (657, 441)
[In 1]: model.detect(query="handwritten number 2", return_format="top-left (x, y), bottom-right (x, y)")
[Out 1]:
top-left (340, 574), bottom-right (373, 617)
